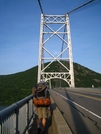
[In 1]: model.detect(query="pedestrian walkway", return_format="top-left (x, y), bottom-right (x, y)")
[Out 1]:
top-left (28, 111), bottom-right (53, 134)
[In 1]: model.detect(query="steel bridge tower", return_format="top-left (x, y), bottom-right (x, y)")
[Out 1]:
top-left (38, 14), bottom-right (75, 87)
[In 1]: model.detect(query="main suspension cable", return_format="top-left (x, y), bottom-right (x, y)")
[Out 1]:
top-left (76, 0), bottom-right (101, 13)
top-left (67, 0), bottom-right (94, 14)
top-left (38, 0), bottom-right (44, 14)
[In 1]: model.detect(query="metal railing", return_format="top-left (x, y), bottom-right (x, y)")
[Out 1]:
top-left (0, 94), bottom-right (34, 134)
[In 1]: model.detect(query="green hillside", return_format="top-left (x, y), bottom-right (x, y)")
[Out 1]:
top-left (0, 62), bottom-right (101, 105)
top-left (0, 66), bottom-right (38, 105)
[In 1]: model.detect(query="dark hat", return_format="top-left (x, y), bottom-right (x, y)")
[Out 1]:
top-left (37, 82), bottom-right (47, 91)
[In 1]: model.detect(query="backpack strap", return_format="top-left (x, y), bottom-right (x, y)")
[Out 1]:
top-left (45, 89), bottom-right (47, 98)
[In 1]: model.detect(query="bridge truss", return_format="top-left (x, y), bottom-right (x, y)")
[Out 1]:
top-left (38, 14), bottom-right (75, 87)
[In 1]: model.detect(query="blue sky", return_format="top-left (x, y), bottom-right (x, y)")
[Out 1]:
top-left (0, 0), bottom-right (101, 75)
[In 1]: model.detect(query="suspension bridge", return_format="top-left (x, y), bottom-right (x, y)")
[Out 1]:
top-left (0, 0), bottom-right (101, 134)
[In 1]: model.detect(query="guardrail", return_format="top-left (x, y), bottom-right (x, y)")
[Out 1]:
top-left (0, 94), bottom-right (34, 134)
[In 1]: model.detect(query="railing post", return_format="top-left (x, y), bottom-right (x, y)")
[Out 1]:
top-left (25, 101), bottom-right (29, 134)
top-left (15, 106), bottom-right (19, 134)
top-left (13, 113), bottom-right (17, 134)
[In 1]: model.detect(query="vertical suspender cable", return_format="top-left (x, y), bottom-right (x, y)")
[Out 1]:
top-left (60, 26), bottom-right (66, 59)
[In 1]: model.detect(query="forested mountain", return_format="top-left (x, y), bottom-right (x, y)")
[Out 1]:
top-left (0, 62), bottom-right (101, 105)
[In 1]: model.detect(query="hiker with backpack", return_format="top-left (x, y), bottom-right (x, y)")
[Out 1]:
top-left (32, 81), bottom-right (51, 134)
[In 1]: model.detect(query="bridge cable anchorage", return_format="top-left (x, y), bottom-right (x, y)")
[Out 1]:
top-left (67, 0), bottom-right (94, 14)
top-left (38, 0), bottom-right (44, 14)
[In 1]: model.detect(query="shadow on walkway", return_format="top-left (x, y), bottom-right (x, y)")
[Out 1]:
top-left (64, 89), bottom-right (90, 134)
top-left (28, 110), bottom-right (53, 134)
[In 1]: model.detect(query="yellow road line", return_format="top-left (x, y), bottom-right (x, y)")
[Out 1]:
top-left (67, 91), bottom-right (101, 101)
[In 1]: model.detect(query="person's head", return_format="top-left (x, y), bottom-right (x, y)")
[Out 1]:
top-left (37, 81), bottom-right (47, 91)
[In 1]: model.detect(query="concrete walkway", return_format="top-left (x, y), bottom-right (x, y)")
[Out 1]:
top-left (28, 111), bottom-right (53, 134)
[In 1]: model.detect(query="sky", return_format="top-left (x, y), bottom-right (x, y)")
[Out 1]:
top-left (0, 0), bottom-right (101, 75)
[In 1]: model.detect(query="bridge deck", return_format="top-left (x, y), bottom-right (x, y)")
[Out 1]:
top-left (29, 111), bottom-right (52, 134)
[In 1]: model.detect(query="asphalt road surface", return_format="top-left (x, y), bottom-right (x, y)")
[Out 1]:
top-left (49, 88), bottom-right (101, 134)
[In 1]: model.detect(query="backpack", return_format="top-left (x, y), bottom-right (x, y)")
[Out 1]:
top-left (33, 82), bottom-right (51, 106)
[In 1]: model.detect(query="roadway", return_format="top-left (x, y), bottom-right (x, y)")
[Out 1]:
top-left (49, 88), bottom-right (101, 134)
